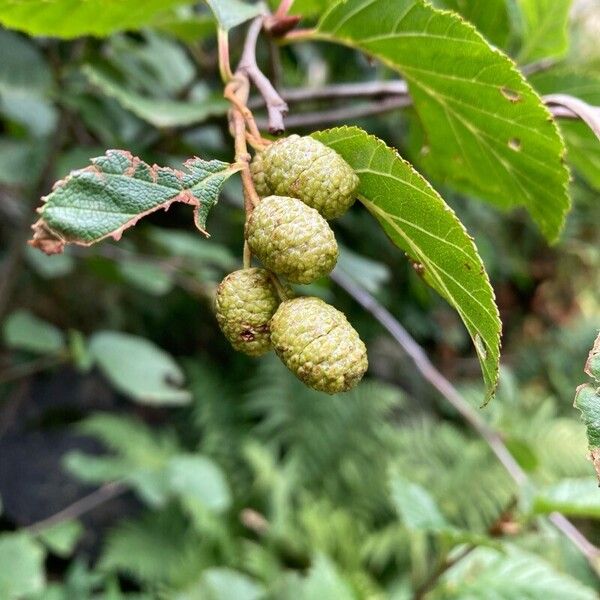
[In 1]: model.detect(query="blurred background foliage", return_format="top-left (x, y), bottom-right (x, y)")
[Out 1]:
top-left (0, 0), bottom-right (599, 598)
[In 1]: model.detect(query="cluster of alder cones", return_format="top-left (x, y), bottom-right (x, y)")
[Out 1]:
top-left (215, 135), bottom-right (368, 394)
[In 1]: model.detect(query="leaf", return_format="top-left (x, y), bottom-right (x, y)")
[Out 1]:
top-left (316, 0), bottom-right (570, 242)
top-left (336, 245), bottom-right (390, 295)
top-left (3, 310), bottom-right (65, 355)
top-left (88, 331), bottom-right (191, 405)
top-left (530, 68), bottom-right (600, 190)
top-left (389, 474), bottom-right (447, 530)
top-left (154, 13), bottom-right (216, 43)
top-left (314, 127), bottom-right (501, 400)
top-left (178, 568), bottom-right (265, 600)
top-left (205, 0), bottom-right (263, 31)
top-left (83, 65), bottom-right (229, 128)
top-left (432, 546), bottom-right (597, 599)
top-left (117, 260), bottom-right (175, 297)
top-left (38, 520), bottom-right (84, 558)
top-left (0, 0), bottom-right (196, 38)
top-left (574, 333), bottom-right (600, 482)
top-left (0, 533), bottom-right (45, 599)
top-left (167, 454), bottom-right (232, 513)
top-left (0, 29), bottom-right (56, 136)
top-left (435, 0), bottom-right (511, 49)
top-left (532, 478), bottom-right (600, 519)
top-left (300, 554), bottom-right (356, 600)
top-left (29, 149), bottom-right (239, 255)
top-left (516, 0), bottom-right (573, 64)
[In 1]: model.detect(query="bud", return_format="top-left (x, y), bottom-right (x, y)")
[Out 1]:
top-left (270, 296), bottom-right (368, 393)
top-left (246, 195), bottom-right (338, 284)
top-left (251, 135), bottom-right (359, 219)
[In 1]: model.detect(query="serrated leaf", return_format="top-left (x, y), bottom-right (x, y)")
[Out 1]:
top-left (530, 68), bottom-right (600, 190)
top-left (0, 533), bottom-right (45, 599)
top-left (83, 66), bottom-right (229, 128)
top-left (3, 310), bottom-right (65, 355)
top-left (29, 149), bottom-right (239, 255)
top-left (532, 478), bottom-right (600, 519)
top-left (316, 0), bottom-right (570, 242)
top-left (435, 0), bottom-right (511, 49)
top-left (314, 127), bottom-right (500, 400)
top-left (205, 0), bottom-right (263, 31)
top-left (516, 0), bottom-right (572, 64)
top-left (432, 546), bottom-right (597, 599)
top-left (89, 331), bottom-right (191, 405)
top-left (0, 0), bottom-right (196, 38)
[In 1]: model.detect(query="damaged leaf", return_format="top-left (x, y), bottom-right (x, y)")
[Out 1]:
top-left (29, 149), bottom-right (239, 255)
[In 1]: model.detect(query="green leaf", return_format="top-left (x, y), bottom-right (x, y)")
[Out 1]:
top-left (0, 140), bottom-right (45, 186)
top-left (205, 0), bottom-right (263, 31)
top-left (0, 29), bottom-right (56, 136)
top-left (38, 520), bottom-right (84, 558)
top-left (316, 0), bottom-right (570, 242)
top-left (83, 66), bottom-right (229, 128)
top-left (574, 333), bottom-right (600, 482)
top-left (117, 260), bottom-right (175, 297)
top-left (154, 13), bottom-right (216, 43)
top-left (0, 0), bottom-right (196, 38)
top-left (516, 0), bottom-right (573, 64)
top-left (432, 546), bottom-right (597, 599)
top-left (389, 474), bottom-right (447, 530)
top-left (3, 310), bottom-right (65, 355)
top-left (435, 0), bottom-right (511, 49)
top-left (178, 568), bottom-right (265, 600)
top-left (532, 478), bottom-right (600, 518)
top-left (167, 454), bottom-right (231, 513)
top-left (530, 68), bottom-right (600, 190)
top-left (88, 332), bottom-right (191, 405)
top-left (314, 126), bottom-right (501, 400)
top-left (30, 149), bottom-right (239, 255)
top-left (0, 533), bottom-right (45, 599)
top-left (300, 554), bottom-right (356, 600)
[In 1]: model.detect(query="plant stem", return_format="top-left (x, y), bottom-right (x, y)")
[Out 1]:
top-left (238, 17), bottom-right (288, 134)
top-left (331, 269), bottom-right (600, 572)
top-left (0, 354), bottom-right (66, 386)
top-left (25, 482), bottom-right (127, 536)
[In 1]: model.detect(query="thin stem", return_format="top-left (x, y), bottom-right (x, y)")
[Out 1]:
top-left (248, 80), bottom-right (409, 107)
top-left (218, 28), bottom-right (233, 83)
top-left (544, 94), bottom-right (600, 141)
top-left (243, 241), bottom-right (252, 268)
top-left (238, 17), bottom-right (288, 134)
top-left (25, 482), bottom-right (127, 536)
top-left (331, 269), bottom-right (600, 570)
top-left (0, 354), bottom-right (66, 386)
top-left (256, 95), bottom-right (411, 129)
top-left (274, 0), bottom-right (294, 18)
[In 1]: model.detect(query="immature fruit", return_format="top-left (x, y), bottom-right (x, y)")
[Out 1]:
top-left (270, 296), bottom-right (368, 394)
top-left (246, 195), bottom-right (338, 284)
top-left (251, 135), bottom-right (359, 219)
top-left (215, 268), bottom-right (281, 356)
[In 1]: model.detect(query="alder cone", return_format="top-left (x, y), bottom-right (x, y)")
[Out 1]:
top-left (270, 296), bottom-right (368, 394)
top-left (215, 268), bottom-right (281, 356)
top-left (250, 135), bottom-right (359, 219)
top-left (246, 195), bottom-right (338, 284)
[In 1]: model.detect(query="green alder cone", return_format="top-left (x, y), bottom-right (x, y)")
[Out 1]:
top-left (215, 268), bottom-right (281, 356)
top-left (270, 296), bottom-right (368, 394)
top-left (246, 195), bottom-right (338, 284)
top-left (250, 135), bottom-right (359, 219)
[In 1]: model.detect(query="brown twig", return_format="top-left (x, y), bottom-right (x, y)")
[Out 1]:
top-left (238, 17), bottom-right (288, 134)
top-left (25, 482), bottom-right (127, 536)
top-left (331, 269), bottom-right (600, 571)
top-left (0, 354), bottom-right (67, 386)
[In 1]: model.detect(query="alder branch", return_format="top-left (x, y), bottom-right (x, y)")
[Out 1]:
top-left (238, 17), bottom-right (288, 134)
top-left (331, 269), bottom-right (600, 571)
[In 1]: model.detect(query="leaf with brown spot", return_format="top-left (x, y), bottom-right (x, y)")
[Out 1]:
top-left (29, 150), bottom-right (240, 255)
